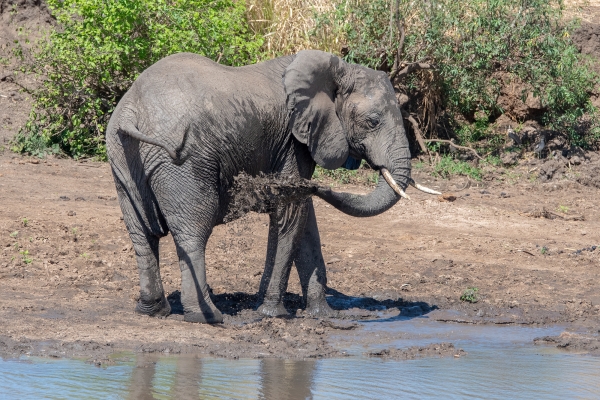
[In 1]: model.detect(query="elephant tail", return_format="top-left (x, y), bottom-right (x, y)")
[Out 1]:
top-left (119, 121), bottom-right (179, 161)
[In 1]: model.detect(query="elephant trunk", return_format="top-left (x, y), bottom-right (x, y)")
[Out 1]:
top-left (314, 144), bottom-right (411, 217)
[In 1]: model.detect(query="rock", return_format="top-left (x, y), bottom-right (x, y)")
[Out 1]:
top-left (500, 152), bottom-right (519, 166)
top-left (438, 193), bottom-right (456, 202)
top-left (525, 92), bottom-right (544, 110)
top-left (538, 160), bottom-right (563, 182)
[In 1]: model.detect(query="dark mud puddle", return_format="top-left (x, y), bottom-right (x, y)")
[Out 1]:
top-left (2, 318), bottom-right (600, 399)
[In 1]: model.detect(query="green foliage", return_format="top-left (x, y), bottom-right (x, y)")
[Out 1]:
top-left (433, 156), bottom-right (482, 181)
top-left (413, 161), bottom-right (425, 169)
top-left (313, 165), bottom-right (358, 184)
top-left (315, 0), bottom-right (598, 147)
top-left (482, 155), bottom-right (502, 167)
top-left (456, 113), bottom-right (491, 144)
top-left (9, 231), bottom-right (19, 238)
top-left (20, 249), bottom-right (33, 264)
top-left (460, 287), bottom-right (479, 303)
top-left (15, 0), bottom-right (263, 159)
top-left (312, 162), bottom-right (379, 185)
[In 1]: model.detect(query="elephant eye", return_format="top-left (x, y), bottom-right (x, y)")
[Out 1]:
top-left (366, 114), bottom-right (380, 128)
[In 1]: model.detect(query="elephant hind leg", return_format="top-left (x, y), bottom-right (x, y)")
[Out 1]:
top-left (176, 243), bottom-right (223, 324)
top-left (115, 181), bottom-right (170, 317)
top-left (156, 177), bottom-right (223, 324)
top-left (134, 234), bottom-right (171, 318)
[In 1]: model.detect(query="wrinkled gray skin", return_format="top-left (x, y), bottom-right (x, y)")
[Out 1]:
top-left (106, 50), bottom-right (411, 323)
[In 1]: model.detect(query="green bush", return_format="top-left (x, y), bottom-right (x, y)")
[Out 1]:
top-left (315, 0), bottom-right (599, 147)
top-left (433, 156), bottom-right (482, 181)
top-left (460, 287), bottom-right (479, 303)
top-left (14, 0), bottom-right (262, 159)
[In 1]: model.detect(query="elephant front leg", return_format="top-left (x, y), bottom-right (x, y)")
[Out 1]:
top-left (132, 235), bottom-right (171, 317)
top-left (257, 202), bottom-right (309, 317)
top-left (294, 200), bottom-right (338, 317)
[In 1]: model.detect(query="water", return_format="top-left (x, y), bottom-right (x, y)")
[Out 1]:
top-left (2, 319), bottom-right (600, 399)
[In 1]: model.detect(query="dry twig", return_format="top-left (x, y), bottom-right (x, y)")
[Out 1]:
top-left (423, 139), bottom-right (483, 160)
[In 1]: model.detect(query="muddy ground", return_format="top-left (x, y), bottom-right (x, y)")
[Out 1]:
top-left (1, 0), bottom-right (600, 363)
top-left (0, 150), bottom-right (599, 362)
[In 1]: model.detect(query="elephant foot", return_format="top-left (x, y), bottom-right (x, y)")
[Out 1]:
top-left (305, 299), bottom-right (339, 318)
top-left (183, 309), bottom-right (223, 324)
top-left (135, 295), bottom-right (171, 317)
top-left (257, 302), bottom-right (289, 318)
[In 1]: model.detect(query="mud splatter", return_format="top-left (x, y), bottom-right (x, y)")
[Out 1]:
top-left (224, 172), bottom-right (319, 222)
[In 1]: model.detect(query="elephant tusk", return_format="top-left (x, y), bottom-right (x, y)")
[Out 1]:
top-left (409, 178), bottom-right (442, 195)
top-left (381, 168), bottom-right (410, 200)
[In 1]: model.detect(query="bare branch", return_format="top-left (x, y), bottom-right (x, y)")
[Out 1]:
top-left (423, 139), bottom-right (483, 160)
top-left (389, 0), bottom-right (406, 81)
top-left (401, 110), bottom-right (428, 154)
top-left (392, 62), bottom-right (434, 81)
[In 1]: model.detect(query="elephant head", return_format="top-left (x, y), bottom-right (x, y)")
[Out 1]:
top-left (283, 50), bottom-right (437, 217)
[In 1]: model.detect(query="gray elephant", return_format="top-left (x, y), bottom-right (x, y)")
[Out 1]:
top-left (106, 50), bottom-right (437, 323)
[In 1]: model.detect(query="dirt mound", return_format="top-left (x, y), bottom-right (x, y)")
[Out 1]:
top-left (0, 0), bottom-right (52, 143)
top-left (0, 0), bottom-right (46, 15)
top-left (366, 342), bottom-right (466, 360)
top-left (532, 150), bottom-right (600, 187)
top-left (572, 18), bottom-right (600, 107)
top-left (572, 20), bottom-right (600, 62)
top-left (534, 332), bottom-right (600, 356)
top-left (224, 172), bottom-right (318, 222)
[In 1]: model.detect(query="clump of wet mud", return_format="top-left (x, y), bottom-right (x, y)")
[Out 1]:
top-left (224, 172), bottom-right (319, 222)
top-left (366, 342), bottom-right (466, 360)
top-left (534, 332), bottom-right (600, 356)
top-left (210, 317), bottom-right (349, 359)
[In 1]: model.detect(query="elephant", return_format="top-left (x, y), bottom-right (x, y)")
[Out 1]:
top-left (106, 49), bottom-right (438, 324)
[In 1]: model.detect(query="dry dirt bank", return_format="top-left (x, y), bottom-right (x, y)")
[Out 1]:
top-left (0, 151), bottom-right (599, 361)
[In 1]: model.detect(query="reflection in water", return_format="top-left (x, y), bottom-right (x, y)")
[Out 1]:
top-left (2, 321), bottom-right (600, 399)
top-left (172, 356), bottom-right (203, 398)
top-left (2, 349), bottom-right (600, 399)
top-left (128, 354), bottom-right (204, 399)
top-left (259, 359), bottom-right (316, 400)
top-left (125, 355), bottom-right (317, 399)
top-left (128, 354), bottom-right (158, 400)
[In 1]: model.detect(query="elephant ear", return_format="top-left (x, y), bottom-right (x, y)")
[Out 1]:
top-left (283, 50), bottom-right (349, 169)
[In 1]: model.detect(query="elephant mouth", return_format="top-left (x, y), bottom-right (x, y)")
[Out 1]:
top-left (380, 168), bottom-right (441, 199)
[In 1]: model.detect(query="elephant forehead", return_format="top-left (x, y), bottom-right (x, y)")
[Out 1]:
top-left (349, 91), bottom-right (396, 115)
top-left (352, 67), bottom-right (392, 92)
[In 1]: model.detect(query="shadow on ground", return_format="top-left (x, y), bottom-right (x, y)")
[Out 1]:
top-left (166, 288), bottom-right (436, 320)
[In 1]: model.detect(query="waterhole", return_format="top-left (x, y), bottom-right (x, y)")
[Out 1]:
top-left (2, 319), bottom-right (600, 399)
